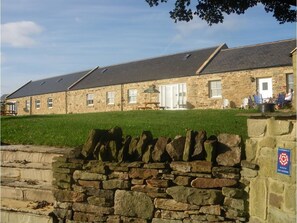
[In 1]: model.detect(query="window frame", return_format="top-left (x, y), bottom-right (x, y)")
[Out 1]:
top-left (209, 80), bottom-right (222, 98)
top-left (25, 100), bottom-right (30, 110)
top-left (35, 99), bottom-right (41, 109)
top-left (128, 89), bottom-right (137, 104)
top-left (47, 98), bottom-right (53, 108)
top-left (286, 73), bottom-right (294, 92)
top-left (106, 91), bottom-right (115, 105)
top-left (86, 94), bottom-right (94, 106)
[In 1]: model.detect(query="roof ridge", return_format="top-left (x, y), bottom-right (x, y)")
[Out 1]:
top-left (220, 38), bottom-right (296, 52)
top-left (97, 45), bottom-right (221, 69)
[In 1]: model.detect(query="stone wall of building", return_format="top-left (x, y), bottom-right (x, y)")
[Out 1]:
top-left (52, 127), bottom-right (251, 223)
top-left (7, 92), bottom-right (67, 116)
top-left (246, 116), bottom-right (296, 223)
top-left (196, 66), bottom-right (293, 109)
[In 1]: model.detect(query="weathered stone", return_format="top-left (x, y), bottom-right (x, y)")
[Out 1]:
top-left (216, 146), bottom-right (241, 167)
top-left (152, 218), bottom-right (181, 223)
top-left (247, 119), bottom-right (267, 137)
top-left (212, 166), bottom-right (240, 179)
top-left (84, 188), bottom-right (114, 200)
top-left (109, 171), bottom-right (129, 180)
top-left (222, 187), bottom-right (244, 198)
top-left (103, 179), bottom-right (131, 190)
top-left (154, 198), bottom-right (200, 211)
top-left (183, 130), bottom-right (197, 161)
top-left (114, 190), bottom-right (154, 220)
top-left (128, 137), bottom-right (140, 161)
top-left (160, 210), bottom-right (189, 220)
top-left (199, 205), bottom-right (221, 215)
top-left (269, 193), bottom-right (283, 209)
top-left (83, 161), bottom-right (107, 174)
top-left (218, 133), bottom-right (241, 147)
top-left (170, 161), bottom-right (212, 173)
top-left (87, 196), bottom-right (113, 207)
top-left (121, 216), bottom-right (148, 223)
top-left (224, 208), bottom-right (246, 220)
top-left (152, 137), bottom-right (171, 162)
top-left (166, 136), bottom-right (186, 161)
top-left (171, 171), bottom-right (212, 178)
top-left (146, 179), bottom-right (170, 188)
top-left (204, 139), bottom-right (217, 162)
top-left (107, 215), bottom-right (121, 223)
top-left (147, 192), bottom-right (169, 199)
top-left (250, 178), bottom-right (267, 219)
top-left (53, 173), bottom-right (72, 182)
top-left (53, 208), bottom-right (72, 219)
top-left (142, 145), bottom-right (153, 163)
top-left (52, 162), bottom-right (83, 170)
top-left (166, 186), bottom-right (223, 205)
top-left (267, 206), bottom-right (296, 223)
top-left (132, 179), bottom-right (145, 185)
top-left (284, 184), bottom-right (295, 212)
top-left (191, 178), bottom-right (237, 188)
top-left (81, 129), bottom-right (107, 158)
top-left (259, 136), bottom-right (276, 149)
top-left (127, 161), bottom-right (144, 168)
top-left (144, 163), bottom-right (167, 169)
top-left (192, 130), bottom-right (207, 159)
top-left (267, 117), bottom-right (292, 136)
top-left (240, 167), bottom-right (258, 178)
top-left (129, 168), bottom-right (159, 179)
top-left (245, 138), bottom-right (258, 162)
top-left (118, 136), bottom-right (132, 162)
top-left (53, 180), bottom-right (71, 189)
top-left (73, 170), bottom-right (107, 181)
top-left (73, 212), bottom-right (97, 222)
top-left (53, 167), bottom-right (73, 174)
top-left (53, 190), bottom-right (86, 202)
top-left (135, 131), bottom-right (153, 160)
top-left (224, 197), bottom-right (245, 210)
top-left (241, 160), bottom-right (258, 170)
top-left (173, 176), bottom-right (191, 186)
top-left (78, 180), bottom-right (101, 188)
top-left (131, 185), bottom-right (164, 193)
top-left (72, 203), bottom-right (113, 214)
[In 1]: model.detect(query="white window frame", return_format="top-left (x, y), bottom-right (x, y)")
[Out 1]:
top-left (128, 89), bottom-right (137, 104)
top-left (35, 99), bottom-right (41, 109)
top-left (25, 100), bottom-right (30, 110)
top-left (47, 98), bottom-right (53, 108)
top-left (286, 73), bottom-right (294, 92)
top-left (86, 94), bottom-right (94, 106)
top-left (106, 91), bottom-right (115, 105)
top-left (209, 80), bottom-right (222, 98)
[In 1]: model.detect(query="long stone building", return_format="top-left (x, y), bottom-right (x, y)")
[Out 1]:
top-left (5, 39), bottom-right (296, 115)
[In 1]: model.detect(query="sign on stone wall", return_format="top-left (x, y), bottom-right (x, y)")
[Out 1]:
top-left (277, 148), bottom-right (291, 176)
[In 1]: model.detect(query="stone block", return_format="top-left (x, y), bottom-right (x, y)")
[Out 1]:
top-left (199, 205), bottom-right (221, 215)
top-left (173, 176), bottom-right (191, 186)
top-left (191, 178), bottom-right (237, 188)
top-left (170, 161), bottom-right (212, 173)
top-left (72, 203), bottom-right (113, 215)
top-left (166, 136), bottom-right (186, 161)
top-left (87, 196), bottom-right (113, 207)
top-left (267, 206), bottom-right (296, 223)
top-left (160, 210), bottom-right (189, 220)
top-left (259, 136), bottom-right (276, 149)
top-left (152, 218), bottom-right (181, 223)
top-left (102, 179), bottom-right (131, 190)
top-left (204, 139), bottom-right (217, 162)
top-left (240, 167), bottom-right (258, 178)
top-left (269, 193), bottom-right (283, 209)
top-left (109, 171), bottom-right (129, 180)
top-left (216, 146), bottom-right (241, 167)
top-left (146, 179), bottom-right (170, 188)
top-left (81, 129), bottom-right (107, 158)
top-left (152, 137), bottom-right (171, 162)
top-left (53, 189), bottom-right (86, 202)
top-left (154, 198), bottom-right (199, 211)
top-left (241, 160), bottom-right (258, 170)
top-left (222, 187), bottom-right (243, 198)
top-left (245, 139), bottom-right (258, 162)
top-left (183, 130), bottom-right (197, 161)
top-left (218, 133), bottom-right (241, 147)
top-left (224, 197), bottom-right (245, 210)
top-left (73, 170), bottom-right (107, 181)
top-left (212, 166), bottom-right (240, 179)
top-left (247, 119), bottom-right (267, 137)
top-left (166, 186), bottom-right (223, 205)
top-left (144, 162), bottom-right (167, 169)
top-left (114, 190), bottom-right (154, 220)
top-left (284, 184), bottom-right (296, 213)
top-left (267, 118), bottom-right (292, 136)
top-left (129, 168), bottom-right (159, 179)
top-left (249, 178), bottom-right (267, 219)
top-left (192, 130), bottom-right (207, 160)
top-left (131, 185), bottom-right (164, 193)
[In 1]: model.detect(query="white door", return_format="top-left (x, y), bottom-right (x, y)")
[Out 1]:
top-left (258, 78), bottom-right (272, 101)
top-left (160, 84), bottom-right (186, 110)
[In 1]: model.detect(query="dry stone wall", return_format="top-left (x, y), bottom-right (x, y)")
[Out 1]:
top-left (52, 127), bottom-right (252, 223)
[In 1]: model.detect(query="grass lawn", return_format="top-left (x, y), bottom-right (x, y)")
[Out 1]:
top-left (1, 109), bottom-right (255, 148)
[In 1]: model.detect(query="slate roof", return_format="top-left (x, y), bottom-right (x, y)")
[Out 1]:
top-left (200, 39), bottom-right (296, 74)
top-left (70, 46), bottom-right (220, 90)
top-left (7, 69), bottom-right (92, 99)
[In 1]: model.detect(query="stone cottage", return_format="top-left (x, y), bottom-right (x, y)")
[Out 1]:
top-left (5, 39), bottom-right (296, 115)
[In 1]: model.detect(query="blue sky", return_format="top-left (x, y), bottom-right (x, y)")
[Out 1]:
top-left (1, 0), bottom-right (295, 94)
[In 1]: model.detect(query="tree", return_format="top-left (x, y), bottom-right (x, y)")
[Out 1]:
top-left (145, 0), bottom-right (296, 25)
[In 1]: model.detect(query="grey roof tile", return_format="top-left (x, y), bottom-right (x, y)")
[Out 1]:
top-left (200, 39), bottom-right (296, 74)
top-left (7, 69), bottom-right (91, 99)
top-left (70, 46), bottom-right (219, 90)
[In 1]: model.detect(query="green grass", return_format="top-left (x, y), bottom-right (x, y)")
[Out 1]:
top-left (1, 109), bottom-right (255, 148)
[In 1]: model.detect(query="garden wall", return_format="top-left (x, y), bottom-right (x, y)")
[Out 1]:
top-left (52, 127), bottom-right (251, 223)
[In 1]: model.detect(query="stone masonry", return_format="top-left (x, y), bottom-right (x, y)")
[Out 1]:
top-left (245, 115), bottom-right (296, 223)
top-left (52, 127), bottom-right (251, 223)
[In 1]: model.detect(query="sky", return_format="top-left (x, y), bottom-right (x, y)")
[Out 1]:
top-left (1, 0), bottom-right (296, 94)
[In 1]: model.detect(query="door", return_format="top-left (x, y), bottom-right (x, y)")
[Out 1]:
top-left (159, 83), bottom-right (186, 109)
top-left (258, 78), bottom-right (272, 101)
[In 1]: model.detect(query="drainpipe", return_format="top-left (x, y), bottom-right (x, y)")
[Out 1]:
top-left (30, 97), bottom-right (32, 115)
top-left (65, 91), bottom-right (68, 114)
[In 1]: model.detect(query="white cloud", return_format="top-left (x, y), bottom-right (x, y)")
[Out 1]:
top-left (1, 21), bottom-right (43, 47)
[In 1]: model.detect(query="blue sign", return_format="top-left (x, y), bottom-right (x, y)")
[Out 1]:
top-left (277, 148), bottom-right (291, 175)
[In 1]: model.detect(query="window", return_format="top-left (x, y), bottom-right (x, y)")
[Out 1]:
top-left (35, 99), bottom-right (41, 109)
top-left (47, 98), bottom-right (53, 108)
top-left (128, 89), bottom-right (137, 104)
top-left (107, 92), bottom-right (115, 105)
top-left (86, 94), bottom-right (94, 106)
top-left (286, 73), bottom-right (294, 92)
top-left (25, 100), bottom-right (30, 110)
top-left (209, 80), bottom-right (222, 98)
